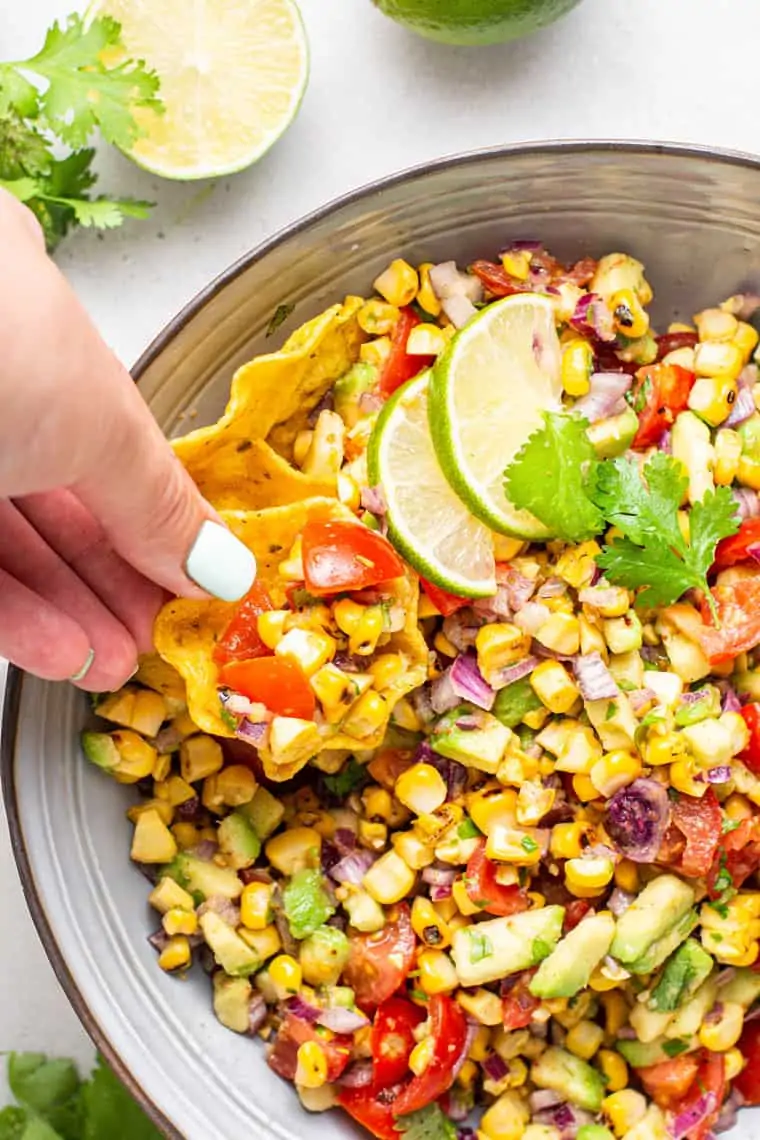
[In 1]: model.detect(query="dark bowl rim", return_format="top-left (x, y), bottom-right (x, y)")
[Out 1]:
top-left (5, 136), bottom-right (760, 1138)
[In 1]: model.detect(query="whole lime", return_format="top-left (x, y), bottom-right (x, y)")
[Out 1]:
top-left (371, 0), bottom-right (582, 45)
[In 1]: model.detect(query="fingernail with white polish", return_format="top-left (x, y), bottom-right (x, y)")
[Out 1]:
top-left (70, 647), bottom-right (95, 683)
top-left (185, 520), bottom-right (256, 602)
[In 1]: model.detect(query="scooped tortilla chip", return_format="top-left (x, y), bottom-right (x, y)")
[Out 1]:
top-left (153, 497), bottom-right (428, 776)
top-left (172, 300), bottom-right (364, 510)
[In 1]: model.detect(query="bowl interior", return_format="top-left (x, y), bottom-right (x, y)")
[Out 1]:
top-left (6, 142), bottom-right (760, 1140)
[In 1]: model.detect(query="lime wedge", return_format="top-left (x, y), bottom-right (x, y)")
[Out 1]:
top-left (368, 372), bottom-right (496, 598)
top-left (429, 293), bottom-right (563, 537)
top-left (88, 0), bottom-right (309, 180)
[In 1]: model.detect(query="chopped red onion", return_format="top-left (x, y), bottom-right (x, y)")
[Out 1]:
top-left (175, 795), bottom-right (201, 822)
top-left (717, 968), bottom-right (737, 988)
top-left (746, 541), bottom-right (760, 565)
top-left (724, 385), bottom-right (756, 427)
top-left (671, 1093), bottom-right (717, 1140)
top-left (425, 750), bottom-right (468, 802)
top-left (472, 587), bottom-right (512, 622)
top-left (706, 766), bottom-right (732, 784)
top-left (628, 688), bottom-right (656, 713)
top-left (429, 261), bottom-right (484, 304)
top-left (334, 828), bottom-right (358, 855)
top-left (198, 896), bottom-right (240, 927)
top-left (248, 993), bottom-right (267, 1035)
top-left (422, 865), bottom-right (458, 887)
top-left (446, 1089), bottom-right (473, 1124)
top-left (337, 1061), bottom-right (374, 1089)
top-left (608, 887), bottom-right (636, 917)
top-left (723, 294), bottom-right (760, 320)
top-left (431, 668), bottom-right (461, 715)
top-left (482, 1053), bottom-right (508, 1082)
top-left (605, 778), bottom-right (671, 863)
top-left (715, 1090), bottom-right (744, 1134)
top-left (148, 929), bottom-right (170, 953)
top-left (529, 1090), bottom-right (563, 1112)
top-left (192, 839), bottom-right (218, 861)
top-left (239, 867), bottom-right (274, 885)
top-left (329, 849), bottom-right (375, 884)
top-left (442, 612), bottom-right (482, 652)
top-left (316, 1007), bottom-right (369, 1033)
top-left (287, 995), bottom-right (320, 1023)
top-left (514, 601), bottom-right (550, 636)
top-left (490, 656), bottom-right (538, 690)
top-left (429, 883), bottom-right (453, 901)
top-left (537, 577), bottom-right (567, 599)
top-left (502, 569), bottom-right (537, 611)
top-left (578, 585), bottom-right (626, 609)
top-left (571, 292), bottom-right (617, 343)
top-left (534, 1103), bottom-right (594, 1137)
top-left (411, 686), bottom-right (436, 726)
top-left (333, 650), bottom-right (364, 672)
top-left (222, 692), bottom-right (259, 716)
top-left (360, 485), bottom-right (387, 516)
top-left (573, 653), bottom-right (620, 700)
top-left (572, 372), bottom-right (632, 423)
top-left (617, 1026), bottom-right (638, 1040)
top-left (443, 294), bottom-right (478, 329)
top-left (452, 1020), bottom-right (479, 1081)
top-left (236, 719), bottom-right (270, 747)
top-left (732, 487), bottom-right (760, 520)
top-left (358, 391), bottom-right (384, 415)
top-left (740, 362), bottom-right (759, 388)
top-left (450, 653), bottom-right (496, 711)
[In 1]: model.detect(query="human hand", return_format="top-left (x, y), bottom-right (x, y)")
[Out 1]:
top-left (0, 191), bottom-right (256, 692)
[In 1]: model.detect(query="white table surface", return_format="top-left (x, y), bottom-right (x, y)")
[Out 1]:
top-left (5, 0), bottom-right (760, 1109)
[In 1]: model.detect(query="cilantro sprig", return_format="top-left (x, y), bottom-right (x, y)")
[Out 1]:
top-left (394, 1104), bottom-right (457, 1140)
top-left (0, 1052), bottom-right (163, 1140)
top-left (504, 413), bottom-right (739, 618)
top-left (0, 14), bottom-right (161, 249)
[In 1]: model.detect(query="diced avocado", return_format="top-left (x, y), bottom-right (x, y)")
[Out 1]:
top-left (666, 977), bottom-right (718, 1039)
top-left (213, 972), bottom-right (253, 1034)
top-left (163, 853), bottom-right (242, 901)
top-left (617, 331), bottom-right (658, 366)
top-left (530, 913), bottom-right (616, 999)
top-left (493, 678), bottom-right (543, 729)
top-left (586, 406), bottom-right (639, 459)
top-left (179, 734), bottom-right (224, 783)
top-left (616, 1034), bottom-right (699, 1067)
top-left (130, 808), bottom-right (177, 864)
top-left (719, 967), bottom-right (760, 1008)
top-left (619, 1105), bottom-right (668, 1140)
top-left (266, 716), bottom-right (322, 769)
top-left (530, 1046), bottom-right (606, 1113)
top-left (734, 668), bottom-right (760, 702)
top-left (282, 868), bottom-right (335, 940)
top-left (585, 694), bottom-right (638, 751)
top-left (82, 728), bottom-right (158, 784)
top-left (326, 985), bottom-right (356, 1009)
top-left (432, 705), bottom-right (512, 774)
top-left (333, 363), bottom-right (377, 429)
top-left (629, 909), bottom-right (699, 975)
top-left (680, 717), bottom-right (737, 768)
top-left (591, 253), bottom-right (652, 302)
top-left (299, 926), bottom-right (351, 986)
top-left (629, 1003), bottom-right (673, 1044)
top-left (82, 731), bottom-right (120, 773)
top-left (610, 875), bottom-right (695, 967)
top-left (343, 889), bottom-right (385, 932)
top-left (95, 685), bottom-right (167, 737)
top-left (648, 939), bottom-right (714, 1012)
top-left (674, 685), bottom-right (722, 727)
top-left (577, 1128), bottom-right (615, 1140)
top-left (148, 875), bottom-right (196, 915)
top-left (739, 413), bottom-right (760, 460)
top-left (217, 812), bottom-right (261, 870)
top-left (200, 911), bottom-right (259, 977)
top-left (672, 411), bottom-right (714, 505)
top-left (451, 906), bottom-right (565, 988)
top-left (240, 786), bottom-right (285, 839)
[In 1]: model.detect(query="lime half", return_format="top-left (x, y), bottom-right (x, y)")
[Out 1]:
top-left (371, 0), bottom-right (582, 46)
top-left (368, 372), bottom-right (496, 597)
top-left (429, 293), bottom-right (562, 538)
top-left (88, 0), bottom-right (309, 180)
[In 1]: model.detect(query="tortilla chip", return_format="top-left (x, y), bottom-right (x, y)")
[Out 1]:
top-left (172, 300), bottom-right (364, 509)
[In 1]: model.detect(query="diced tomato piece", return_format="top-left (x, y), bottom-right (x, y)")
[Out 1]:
top-left (420, 578), bottom-right (470, 617)
top-left (378, 308), bottom-right (434, 397)
top-left (302, 520), bottom-right (405, 595)
top-left (219, 657), bottom-right (315, 719)
top-left (735, 1022), bottom-right (760, 1105)
top-left (740, 703), bottom-right (760, 776)
top-left (370, 997), bottom-right (426, 1091)
top-left (391, 995), bottom-right (468, 1116)
top-left (637, 1054), bottom-right (702, 1109)
top-left (338, 1085), bottom-right (402, 1140)
top-left (697, 576), bottom-right (760, 665)
top-left (671, 1051), bottom-right (725, 1140)
top-left (629, 362), bottom-right (695, 449)
top-left (713, 519), bottom-right (760, 572)
top-left (469, 259), bottom-right (530, 297)
top-left (670, 789), bottom-right (722, 879)
top-left (655, 331), bottom-right (699, 360)
top-left (367, 748), bottom-right (415, 790)
top-left (564, 899), bottom-right (592, 932)
top-left (213, 582), bottom-right (274, 666)
top-left (465, 840), bottom-right (530, 918)
top-left (343, 905), bottom-right (416, 1012)
top-left (708, 816), bottom-right (760, 897)
top-left (268, 1015), bottom-right (352, 1082)
top-left (501, 972), bottom-right (540, 1031)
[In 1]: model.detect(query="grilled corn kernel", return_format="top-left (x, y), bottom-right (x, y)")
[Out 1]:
top-left (337, 470), bottom-right (361, 511)
top-left (603, 1090), bottom-right (647, 1137)
top-left (457, 1059), bottom-right (479, 1090)
top-left (738, 454), bottom-right (760, 490)
top-left (418, 949), bottom-right (458, 994)
top-left (162, 907), bottom-right (198, 937)
top-left (362, 849), bottom-right (416, 904)
top-left (130, 809), bottom-right (177, 864)
top-left (695, 307), bottom-right (739, 342)
top-left (714, 427), bottom-right (743, 485)
top-left (644, 731), bottom-right (687, 767)
top-left (409, 1036), bottom-right (435, 1076)
top-left (360, 336), bottom-right (392, 368)
top-left (725, 792), bottom-right (754, 821)
top-left (358, 299), bottom-right (401, 336)
top-left (561, 338), bottom-right (594, 397)
top-left (589, 968), bottom-right (621, 993)
top-left (693, 340), bottom-right (744, 380)
top-left (493, 534), bottom-right (526, 561)
top-left (373, 259), bottom-right (419, 308)
top-left (452, 877), bottom-right (483, 916)
top-left (333, 601), bottom-right (384, 656)
top-left (216, 765), bottom-right (257, 807)
top-left (501, 249), bottom-right (532, 280)
top-left (565, 856), bottom-right (615, 894)
top-left (412, 897), bottom-right (452, 948)
top-left (735, 320), bottom-right (760, 361)
top-left (601, 991), bottom-right (630, 1037)
top-left (486, 824), bottom-right (542, 866)
top-left (358, 819), bottom-right (387, 850)
top-left (434, 631), bottom-right (459, 658)
top-left (368, 653), bottom-right (406, 691)
top-left (556, 542), bottom-right (602, 590)
top-left (670, 757), bottom-right (708, 798)
top-left (362, 785), bottom-right (394, 822)
top-left (395, 763), bottom-right (447, 815)
top-left (535, 613), bottom-right (581, 657)
top-left (342, 690), bottom-right (389, 739)
top-left (688, 375), bottom-right (739, 427)
top-left (392, 830), bottom-right (435, 870)
top-left (238, 923), bottom-right (282, 963)
top-left (565, 1020), bottom-right (604, 1061)
top-left (468, 786), bottom-right (517, 834)
top-left (269, 954), bottom-right (303, 996)
top-left (572, 773), bottom-right (599, 802)
top-left (724, 1048), bottom-right (746, 1082)
top-left (295, 1041), bottom-right (328, 1090)
top-left (698, 1001), bottom-right (744, 1051)
top-left (456, 987), bottom-right (503, 1026)
top-left (149, 877), bottom-right (195, 915)
top-left (240, 882), bottom-right (273, 930)
top-left (469, 1026), bottom-right (493, 1062)
top-left (553, 724), bottom-right (602, 774)
top-left (614, 859), bottom-right (640, 894)
top-left (275, 628), bottom-right (336, 677)
top-left (158, 935), bottom-right (191, 972)
top-left (590, 751), bottom-right (642, 798)
top-left (127, 798), bottom-right (174, 827)
top-left (700, 893), bottom-right (760, 965)
top-left (408, 323), bottom-right (448, 357)
top-left (516, 783), bottom-right (555, 827)
top-left (530, 660), bottom-right (580, 714)
top-left (549, 822), bottom-right (588, 861)
top-left (611, 289), bottom-right (649, 339)
top-left (597, 1050), bottom-right (628, 1094)
top-left (265, 827), bottom-right (321, 876)
top-left (663, 346), bottom-right (695, 369)
top-left (293, 429), bottom-right (313, 467)
top-left (476, 623), bottom-right (532, 676)
top-left (480, 1092), bottom-right (530, 1140)
top-left (417, 263), bottom-right (442, 317)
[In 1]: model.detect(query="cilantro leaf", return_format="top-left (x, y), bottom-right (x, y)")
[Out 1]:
top-left (0, 1106), bottom-right (29, 1140)
top-left (59, 197), bottom-right (152, 230)
top-left (395, 1104), bottom-right (457, 1140)
top-left (504, 413), bottom-right (604, 541)
top-left (323, 757), bottom-right (367, 798)
top-left (80, 1057), bottom-right (162, 1140)
top-left (7, 1055), bottom-right (81, 1140)
top-left (594, 451), bottom-right (685, 551)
